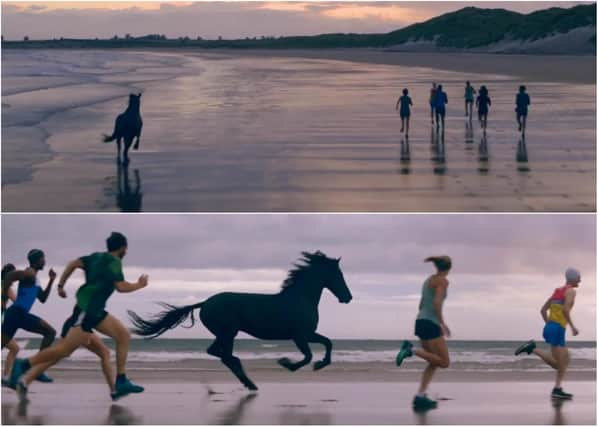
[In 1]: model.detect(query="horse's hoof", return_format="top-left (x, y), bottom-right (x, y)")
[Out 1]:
top-left (313, 360), bottom-right (330, 371)
top-left (277, 357), bottom-right (295, 371)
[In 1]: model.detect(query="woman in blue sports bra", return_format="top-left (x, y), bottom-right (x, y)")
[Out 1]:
top-left (1, 249), bottom-right (57, 383)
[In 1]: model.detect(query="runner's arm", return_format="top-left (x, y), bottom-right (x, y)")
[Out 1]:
top-left (115, 274), bottom-right (148, 293)
top-left (2, 270), bottom-right (30, 308)
top-left (395, 99), bottom-right (400, 110)
top-left (540, 296), bottom-right (551, 323)
top-left (432, 277), bottom-right (448, 325)
top-left (563, 288), bottom-right (577, 334)
top-left (57, 259), bottom-right (84, 291)
top-left (38, 268), bottom-right (57, 303)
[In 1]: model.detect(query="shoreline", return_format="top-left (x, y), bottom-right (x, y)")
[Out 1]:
top-left (127, 48), bottom-right (595, 84)
top-left (26, 362), bottom-right (597, 384)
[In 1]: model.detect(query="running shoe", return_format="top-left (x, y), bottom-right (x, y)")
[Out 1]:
top-left (412, 395), bottom-right (437, 410)
top-left (16, 380), bottom-right (28, 403)
top-left (395, 341), bottom-right (414, 367)
top-left (514, 340), bottom-right (536, 356)
top-left (35, 373), bottom-right (53, 383)
top-left (1, 378), bottom-right (16, 390)
top-left (8, 358), bottom-right (30, 389)
top-left (115, 377), bottom-right (144, 395)
top-left (551, 388), bottom-right (573, 400)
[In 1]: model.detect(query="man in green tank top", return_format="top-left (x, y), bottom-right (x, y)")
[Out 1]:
top-left (9, 232), bottom-right (149, 402)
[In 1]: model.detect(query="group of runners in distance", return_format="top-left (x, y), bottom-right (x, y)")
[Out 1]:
top-left (1, 234), bottom-right (582, 412)
top-left (395, 82), bottom-right (531, 138)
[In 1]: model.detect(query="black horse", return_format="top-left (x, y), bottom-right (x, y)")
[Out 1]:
top-left (103, 93), bottom-right (143, 164)
top-left (128, 251), bottom-right (352, 391)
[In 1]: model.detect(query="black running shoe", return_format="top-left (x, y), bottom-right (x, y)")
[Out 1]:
top-left (551, 388), bottom-right (573, 400)
top-left (515, 340), bottom-right (536, 356)
top-left (413, 395), bottom-right (437, 410)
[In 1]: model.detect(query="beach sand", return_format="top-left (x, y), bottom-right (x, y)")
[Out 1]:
top-left (2, 369), bottom-right (595, 425)
top-left (2, 49), bottom-right (595, 212)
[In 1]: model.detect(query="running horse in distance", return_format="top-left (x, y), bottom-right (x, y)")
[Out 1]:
top-left (103, 93), bottom-right (143, 164)
top-left (128, 251), bottom-right (353, 391)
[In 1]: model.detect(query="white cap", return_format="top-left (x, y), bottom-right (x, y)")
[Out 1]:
top-left (565, 268), bottom-right (581, 282)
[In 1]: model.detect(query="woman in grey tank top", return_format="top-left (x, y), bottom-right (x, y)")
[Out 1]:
top-left (395, 256), bottom-right (452, 411)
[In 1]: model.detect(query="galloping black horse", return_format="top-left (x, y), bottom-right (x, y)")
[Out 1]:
top-left (103, 93), bottom-right (143, 164)
top-left (128, 251), bottom-right (352, 391)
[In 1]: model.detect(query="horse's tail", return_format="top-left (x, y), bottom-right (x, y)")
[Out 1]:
top-left (102, 133), bottom-right (116, 143)
top-left (128, 301), bottom-right (204, 339)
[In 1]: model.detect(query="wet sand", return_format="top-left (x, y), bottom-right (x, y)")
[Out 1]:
top-left (2, 379), bottom-right (595, 425)
top-left (2, 49), bottom-right (595, 212)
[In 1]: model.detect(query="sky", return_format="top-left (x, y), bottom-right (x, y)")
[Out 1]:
top-left (2, 214), bottom-right (595, 341)
top-left (1, 1), bottom-right (591, 40)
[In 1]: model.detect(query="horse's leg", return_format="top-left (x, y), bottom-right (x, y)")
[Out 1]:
top-left (219, 335), bottom-right (258, 391)
top-left (206, 338), bottom-right (223, 358)
top-left (277, 337), bottom-right (312, 372)
top-left (116, 138), bottom-right (122, 163)
top-left (123, 138), bottom-right (132, 165)
top-left (134, 122), bottom-right (142, 150)
top-left (308, 332), bottom-right (332, 370)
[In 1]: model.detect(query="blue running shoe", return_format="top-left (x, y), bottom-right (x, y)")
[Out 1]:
top-left (2, 378), bottom-right (16, 390)
top-left (115, 377), bottom-right (144, 396)
top-left (396, 341), bottom-right (414, 367)
top-left (36, 373), bottom-right (54, 383)
top-left (413, 395), bottom-right (437, 411)
top-left (9, 359), bottom-right (30, 389)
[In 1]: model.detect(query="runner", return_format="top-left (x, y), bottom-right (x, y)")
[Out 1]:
top-left (396, 88), bottom-right (413, 137)
top-left (395, 256), bottom-right (452, 411)
top-left (516, 85), bottom-right (531, 133)
top-left (515, 268), bottom-right (581, 400)
top-left (464, 81), bottom-right (476, 120)
top-left (476, 86), bottom-right (492, 131)
top-left (1, 264), bottom-right (20, 386)
top-left (2, 250), bottom-right (57, 383)
top-left (429, 83), bottom-right (437, 125)
top-left (9, 232), bottom-right (149, 402)
top-left (434, 85), bottom-right (448, 130)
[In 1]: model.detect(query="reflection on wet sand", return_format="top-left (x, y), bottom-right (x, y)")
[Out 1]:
top-left (210, 393), bottom-right (257, 425)
top-left (412, 405), bottom-right (434, 425)
top-left (2, 401), bottom-right (46, 425)
top-left (478, 134), bottom-right (490, 174)
top-left (551, 398), bottom-right (567, 425)
top-left (278, 408), bottom-right (332, 425)
top-left (399, 136), bottom-right (411, 175)
top-left (465, 121), bottom-right (475, 148)
top-left (106, 404), bottom-right (142, 425)
top-left (116, 162), bottom-right (143, 212)
top-left (517, 136), bottom-right (530, 172)
top-left (431, 128), bottom-right (446, 176)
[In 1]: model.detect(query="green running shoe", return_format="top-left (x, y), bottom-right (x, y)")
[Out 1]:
top-left (413, 395), bottom-right (437, 411)
top-left (515, 340), bottom-right (536, 356)
top-left (551, 388), bottom-right (573, 400)
top-left (396, 341), bottom-right (414, 367)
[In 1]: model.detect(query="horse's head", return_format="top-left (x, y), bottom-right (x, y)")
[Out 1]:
top-left (128, 93), bottom-right (142, 110)
top-left (315, 252), bottom-right (352, 304)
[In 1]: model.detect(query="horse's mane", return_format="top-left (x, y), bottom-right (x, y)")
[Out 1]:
top-left (281, 251), bottom-right (332, 290)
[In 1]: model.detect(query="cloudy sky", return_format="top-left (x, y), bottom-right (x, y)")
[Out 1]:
top-left (2, 214), bottom-right (595, 341)
top-left (1, 1), bottom-right (590, 40)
